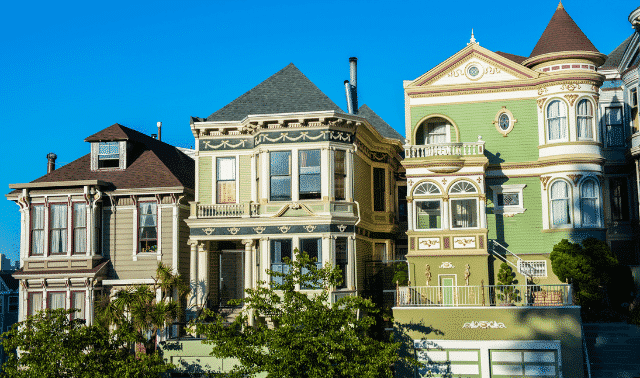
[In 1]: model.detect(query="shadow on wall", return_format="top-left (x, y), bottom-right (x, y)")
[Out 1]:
top-left (393, 321), bottom-right (446, 377)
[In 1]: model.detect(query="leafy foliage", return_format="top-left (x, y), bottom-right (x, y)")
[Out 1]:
top-left (95, 262), bottom-right (190, 353)
top-left (1, 308), bottom-right (171, 378)
top-left (550, 238), bottom-right (635, 321)
top-left (195, 249), bottom-right (404, 378)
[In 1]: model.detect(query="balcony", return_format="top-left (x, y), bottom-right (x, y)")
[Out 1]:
top-left (404, 141), bottom-right (485, 158)
top-left (394, 284), bottom-right (572, 307)
top-left (194, 203), bottom-right (259, 218)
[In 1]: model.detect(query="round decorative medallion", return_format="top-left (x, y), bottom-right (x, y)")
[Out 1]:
top-left (464, 63), bottom-right (484, 80)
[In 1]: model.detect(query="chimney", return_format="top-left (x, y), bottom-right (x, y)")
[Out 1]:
top-left (47, 153), bottom-right (57, 174)
top-left (344, 57), bottom-right (358, 114)
top-left (157, 121), bottom-right (162, 141)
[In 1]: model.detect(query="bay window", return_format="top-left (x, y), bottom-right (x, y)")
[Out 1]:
top-left (550, 180), bottom-right (571, 227)
top-left (605, 107), bottom-right (624, 147)
top-left (270, 239), bottom-right (292, 286)
top-left (299, 150), bottom-right (321, 200)
top-left (73, 203), bottom-right (87, 255)
top-left (31, 205), bottom-right (45, 256)
top-left (217, 157), bottom-right (236, 203)
top-left (28, 292), bottom-right (43, 317)
top-left (335, 238), bottom-right (348, 289)
top-left (50, 204), bottom-right (67, 255)
top-left (576, 99), bottom-right (594, 140)
top-left (138, 201), bottom-right (157, 252)
top-left (334, 150), bottom-right (346, 201)
top-left (580, 179), bottom-right (599, 227)
top-left (449, 181), bottom-right (479, 229)
top-left (47, 292), bottom-right (66, 310)
top-left (270, 151), bottom-right (292, 201)
top-left (416, 201), bottom-right (441, 229)
top-left (546, 100), bottom-right (567, 142)
top-left (300, 238), bottom-right (322, 289)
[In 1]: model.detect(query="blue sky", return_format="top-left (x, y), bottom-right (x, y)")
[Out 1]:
top-left (0, 0), bottom-right (635, 264)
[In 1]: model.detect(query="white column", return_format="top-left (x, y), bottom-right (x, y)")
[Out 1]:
top-left (443, 199), bottom-right (450, 230)
top-left (19, 284), bottom-right (26, 321)
top-left (479, 195), bottom-right (487, 229)
top-left (348, 236), bottom-right (356, 290)
top-left (197, 243), bottom-right (209, 307)
top-left (322, 236), bottom-right (331, 268)
top-left (407, 200), bottom-right (414, 231)
top-left (156, 203), bottom-right (162, 261)
top-left (19, 206), bottom-right (27, 266)
top-left (347, 149), bottom-right (354, 202)
top-left (188, 241), bottom-right (198, 310)
top-left (242, 239), bottom-right (255, 326)
top-left (250, 153), bottom-right (257, 203)
top-left (261, 151), bottom-right (270, 201)
top-left (172, 200), bottom-right (179, 271)
top-left (321, 148), bottom-right (330, 201)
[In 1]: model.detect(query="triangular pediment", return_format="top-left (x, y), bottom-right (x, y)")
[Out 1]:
top-left (406, 44), bottom-right (539, 90)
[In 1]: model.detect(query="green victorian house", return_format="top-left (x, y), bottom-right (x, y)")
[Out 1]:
top-left (392, 3), bottom-right (625, 378)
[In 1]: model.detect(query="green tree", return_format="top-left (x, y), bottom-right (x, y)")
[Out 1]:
top-left (195, 249), bottom-right (405, 378)
top-left (496, 262), bottom-right (519, 304)
top-left (550, 238), bottom-right (635, 320)
top-left (1, 308), bottom-right (172, 378)
top-left (95, 262), bottom-right (190, 354)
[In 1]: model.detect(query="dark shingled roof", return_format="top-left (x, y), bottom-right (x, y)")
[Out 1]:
top-left (205, 63), bottom-right (344, 122)
top-left (21, 124), bottom-right (194, 191)
top-left (0, 273), bottom-right (18, 291)
top-left (529, 2), bottom-right (599, 58)
top-left (601, 34), bottom-right (634, 70)
top-left (358, 104), bottom-right (403, 141)
top-left (495, 51), bottom-right (527, 65)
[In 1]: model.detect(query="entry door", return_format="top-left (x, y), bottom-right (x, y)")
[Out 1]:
top-left (440, 276), bottom-right (456, 306)
top-left (219, 250), bottom-right (244, 307)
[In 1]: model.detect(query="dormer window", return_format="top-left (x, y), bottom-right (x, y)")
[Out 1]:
top-left (98, 142), bottom-right (120, 169)
top-left (91, 141), bottom-right (126, 171)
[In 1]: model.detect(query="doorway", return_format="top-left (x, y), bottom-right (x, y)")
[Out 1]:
top-left (219, 249), bottom-right (244, 307)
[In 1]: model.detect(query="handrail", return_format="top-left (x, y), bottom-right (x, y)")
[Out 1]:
top-left (197, 203), bottom-right (259, 218)
top-left (395, 284), bottom-right (572, 307)
top-left (404, 141), bottom-right (485, 158)
top-left (489, 239), bottom-right (530, 278)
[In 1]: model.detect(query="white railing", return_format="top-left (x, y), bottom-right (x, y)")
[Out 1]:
top-left (197, 203), bottom-right (259, 218)
top-left (395, 284), bottom-right (572, 307)
top-left (404, 142), bottom-right (485, 158)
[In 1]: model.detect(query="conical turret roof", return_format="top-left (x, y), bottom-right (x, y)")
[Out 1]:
top-left (529, 2), bottom-right (599, 59)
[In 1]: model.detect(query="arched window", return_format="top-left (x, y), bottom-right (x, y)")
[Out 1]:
top-left (449, 180), bottom-right (478, 229)
top-left (413, 182), bottom-right (442, 230)
top-left (577, 99), bottom-right (594, 140)
top-left (415, 117), bottom-right (451, 145)
top-left (413, 182), bottom-right (441, 195)
top-left (550, 180), bottom-right (571, 227)
top-left (449, 181), bottom-right (477, 194)
top-left (547, 100), bottom-right (568, 142)
top-left (580, 179), bottom-right (599, 227)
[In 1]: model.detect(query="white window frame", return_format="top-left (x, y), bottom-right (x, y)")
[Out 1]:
top-left (579, 178), bottom-right (600, 228)
top-left (490, 184), bottom-right (526, 216)
top-left (546, 99), bottom-right (568, 142)
top-left (576, 98), bottom-right (595, 140)
top-left (448, 181), bottom-right (480, 230)
top-left (549, 180), bottom-right (572, 228)
top-left (216, 156), bottom-right (238, 204)
top-left (517, 260), bottom-right (547, 278)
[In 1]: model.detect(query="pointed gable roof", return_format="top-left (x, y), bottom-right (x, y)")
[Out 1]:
top-left (358, 105), bottom-right (403, 141)
top-left (206, 63), bottom-right (344, 122)
top-left (601, 34), bottom-right (634, 70)
top-left (529, 2), bottom-right (599, 59)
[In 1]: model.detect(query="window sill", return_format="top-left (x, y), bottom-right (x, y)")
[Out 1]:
top-left (136, 252), bottom-right (159, 258)
top-left (493, 207), bottom-right (526, 216)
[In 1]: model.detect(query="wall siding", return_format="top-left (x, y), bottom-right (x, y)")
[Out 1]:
top-left (199, 156), bottom-right (213, 204)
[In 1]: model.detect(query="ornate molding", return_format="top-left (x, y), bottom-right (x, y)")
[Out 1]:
top-left (540, 176), bottom-right (551, 190)
top-left (537, 97), bottom-right (547, 111)
top-left (227, 227), bottom-right (240, 235)
top-left (564, 94), bottom-right (579, 106)
top-left (567, 174), bottom-right (583, 186)
top-left (462, 321), bottom-right (506, 329)
top-left (439, 262), bottom-right (455, 269)
top-left (560, 83), bottom-right (580, 91)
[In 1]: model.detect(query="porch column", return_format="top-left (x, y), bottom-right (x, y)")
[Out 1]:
top-left (242, 239), bottom-right (255, 326)
top-left (479, 194), bottom-right (487, 229)
top-left (407, 199), bottom-right (413, 231)
top-left (197, 242), bottom-right (209, 307)
top-left (188, 240), bottom-right (198, 311)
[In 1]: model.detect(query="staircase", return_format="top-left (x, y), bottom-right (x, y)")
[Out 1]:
top-left (583, 323), bottom-right (640, 378)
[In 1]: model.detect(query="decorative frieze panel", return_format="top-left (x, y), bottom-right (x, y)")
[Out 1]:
top-left (198, 130), bottom-right (354, 151)
top-left (191, 224), bottom-right (354, 237)
top-left (418, 237), bottom-right (440, 250)
top-left (453, 236), bottom-right (476, 249)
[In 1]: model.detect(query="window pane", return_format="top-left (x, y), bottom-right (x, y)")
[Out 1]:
top-left (71, 292), bottom-right (85, 320)
top-left (300, 238), bottom-right (322, 289)
top-left (606, 107), bottom-right (624, 147)
top-left (270, 151), bottom-right (291, 176)
top-left (610, 178), bottom-right (629, 221)
top-left (217, 157), bottom-right (236, 181)
top-left (50, 204), bottom-right (67, 254)
top-left (217, 181), bottom-right (236, 203)
top-left (451, 199), bottom-right (478, 228)
top-left (300, 150), bottom-right (321, 199)
top-left (139, 202), bottom-right (157, 252)
top-left (31, 205), bottom-right (45, 255)
top-left (577, 100), bottom-right (593, 139)
top-left (373, 168), bottom-right (385, 211)
top-left (335, 238), bottom-right (348, 289)
top-left (270, 151), bottom-right (291, 201)
top-left (550, 181), bottom-right (571, 226)
top-left (73, 203), bottom-right (87, 254)
top-left (270, 239), bottom-right (291, 286)
top-left (270, 176), bottom-right (291, 201)
top-left (547, 100), bottom-right (567, 141)
top-left (28, 292), bottom-right (43, 316)
top-left (334, 150), bottom-right (346, 201)
top-left (416, 201), bottom-right (441, 229)
top-left (427, 122), bottom-right (447, 144)
top-left (498, 193), bottom-right (520, 207)
top-left (48, 292), bottom-right (66, 310)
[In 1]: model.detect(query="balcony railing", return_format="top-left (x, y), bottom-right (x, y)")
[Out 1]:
top-left (395, 284), bottom-right (572, 307)
top-left (196, 203), bottom-right (259, 218)
top-left (404, 142), bottom-right (485, 158)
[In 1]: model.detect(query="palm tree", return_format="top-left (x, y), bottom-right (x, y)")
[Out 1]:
top-left (96, 263), bottom-right (191, 355)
